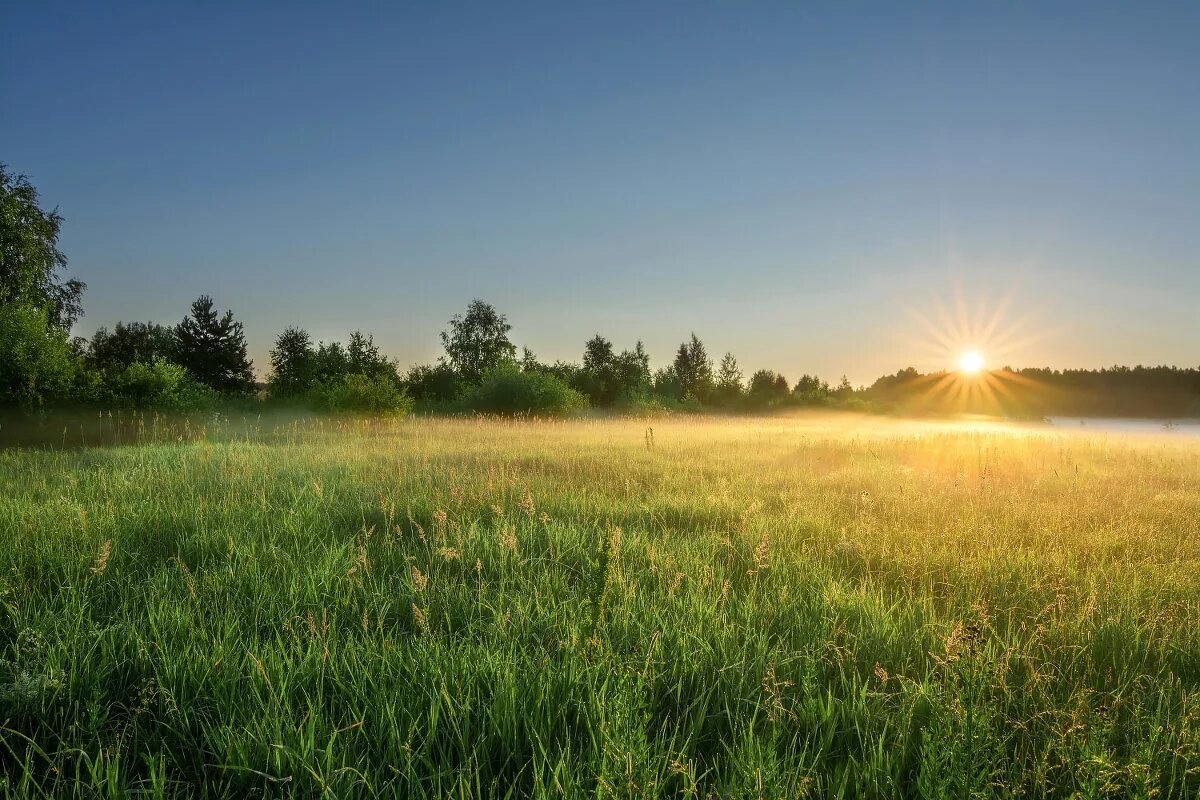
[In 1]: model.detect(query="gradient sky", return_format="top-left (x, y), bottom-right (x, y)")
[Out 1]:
top-left (3, 2), bottom-right (1198, 384)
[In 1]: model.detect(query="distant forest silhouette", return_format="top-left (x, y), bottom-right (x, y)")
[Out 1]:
top-left (4, 163), bottom-right (1199, 419)
top-left (866, 366), bottom-right (1200, 419)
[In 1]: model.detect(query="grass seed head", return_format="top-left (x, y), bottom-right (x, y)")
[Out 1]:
top-left (90, 539), bottom-right (112, 575)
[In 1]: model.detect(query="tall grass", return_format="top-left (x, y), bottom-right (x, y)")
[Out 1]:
top-left (1, 413), bottom-right (1198, 797)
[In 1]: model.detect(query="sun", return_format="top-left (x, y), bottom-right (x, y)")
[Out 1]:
top-left (957, 350), bottom-right (985, 374)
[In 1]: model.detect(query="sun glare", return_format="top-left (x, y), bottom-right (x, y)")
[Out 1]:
top-left (958, 350), bottom-right (985, 374)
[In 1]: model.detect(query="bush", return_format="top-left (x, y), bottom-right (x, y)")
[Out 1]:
top-left (405, 362), bottom-right (462, 407)
top-left (462, 365), bottom-right (588, 416)
top-left (108, 359), bottom-right (215, 411)
top-left (614, 389), bottom-right (672, 418)
top-left (311, 373), bottom-right (414, 416)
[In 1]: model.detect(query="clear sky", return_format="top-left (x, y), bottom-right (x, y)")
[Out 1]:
top-left (4, 2), bottom-right (1197, 384)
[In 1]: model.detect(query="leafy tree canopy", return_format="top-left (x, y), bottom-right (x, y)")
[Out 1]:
top-left (268, 326), bottom-right (315, 397)
top-left (0, 302), bottom-right (77, 407)
top-left (0, 165), bottom-right (85, 331)
top-left (85, 321), bottom-right (175, 373)
top-left (441, 299), bottom-right (516, 384)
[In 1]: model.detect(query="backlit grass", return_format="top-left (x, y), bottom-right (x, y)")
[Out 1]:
top-left (1, 413), bottom-right (1198, 797)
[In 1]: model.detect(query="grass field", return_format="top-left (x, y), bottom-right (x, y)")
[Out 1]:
top-left (1, 413), bottom-right (1199, 798)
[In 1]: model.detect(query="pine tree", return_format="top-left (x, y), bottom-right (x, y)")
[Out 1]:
top-left (173, 296), bottom-right (254, 394)
top-left (673, 333), bottom-right (714, 400)
top-left (716, 352), bottom-right (744, 403)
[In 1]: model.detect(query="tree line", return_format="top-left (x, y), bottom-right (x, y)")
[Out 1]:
top-left (3, 163), bottom-right (1198, 418)
top-left (864, 365), bottom-right (1200, 419)
top-left (0, 163), bottom-right (853, 416)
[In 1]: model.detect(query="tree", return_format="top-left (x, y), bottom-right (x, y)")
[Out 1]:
top-left (653, 365), bottom-right (682, 402)
top-left (0, 302), bottom-right (77, 407)
top-left (672, 333), bottom-right (714, 401)
top-left (519, 347), bottom-right (543, 373)
top-left (614, 341), bottom-right (652, 398)
top-left (346, 331), bottom-right (397, 382)
top-left (313, 341), bottom-right (350, 384)
top-left (582, 334), bottom-right (615, 374)
top-left (405, 362), bottom-right (461, 406)
top-left (85, 321), bottom-right (175, 373)
top-left (715, 352), bottom-right (744, 404)
top-left (0, 165), bottom-right (85, 331)
top-left (580, 334), bottom-right (618, 405)
top-left (173, 296), bottom-right (254, 394)
top-left (748, 369), bottom-right (790, 405)
top-left (793, 374), bottom-right (828, 394)
top-left (440, 300), bottom-right (516, 384)
top-left (793, 374), bottom-right (830, 405)
top-left (268, 326), bottom-right (316, 397)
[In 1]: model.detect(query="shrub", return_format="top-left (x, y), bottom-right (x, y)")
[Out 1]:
top-left (109, 359), bottom-right (215, 411)
top-left (405, 362), bottom-right (462, 407)
top-left (311, 373), bottom-right (414, 416)
top-left (614, 390), bottom-right (672, 418)
top-left (462, 365), bottom-right (588, 416)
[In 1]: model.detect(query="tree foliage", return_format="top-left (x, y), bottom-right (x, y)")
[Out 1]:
top-left (748, 369), bottom-right (790, 405)
top-left (715, 352), bottom-right (744, 405)
top-left (85, 322), bottom-right (175, 373)
top-left (440, 300), bottom-right (516, 384)
top-left (173, 296), bottom-right (255, 394)
top-left (0, 302), bottom-right (77, 407)
top-left (2, 163), bottom-right (1192, 420)
top-left (0, 165), bottom-right (85, 331)
top-left (671, 334), bottom-right (714, 401)
top-left (107, 359), bottom-right (214, 410)
top-left (268, 326), bottom-right (316, 398)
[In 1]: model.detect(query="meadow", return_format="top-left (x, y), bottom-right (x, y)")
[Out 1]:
top-left (1, 412), bottom-right (1198, 798)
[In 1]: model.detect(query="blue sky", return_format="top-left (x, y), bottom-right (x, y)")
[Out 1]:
top-left (3, 2), bottom-right (1197, 383)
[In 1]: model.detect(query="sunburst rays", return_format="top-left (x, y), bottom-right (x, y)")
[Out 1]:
top-left (897, 284), bottom-right (1058, 415)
